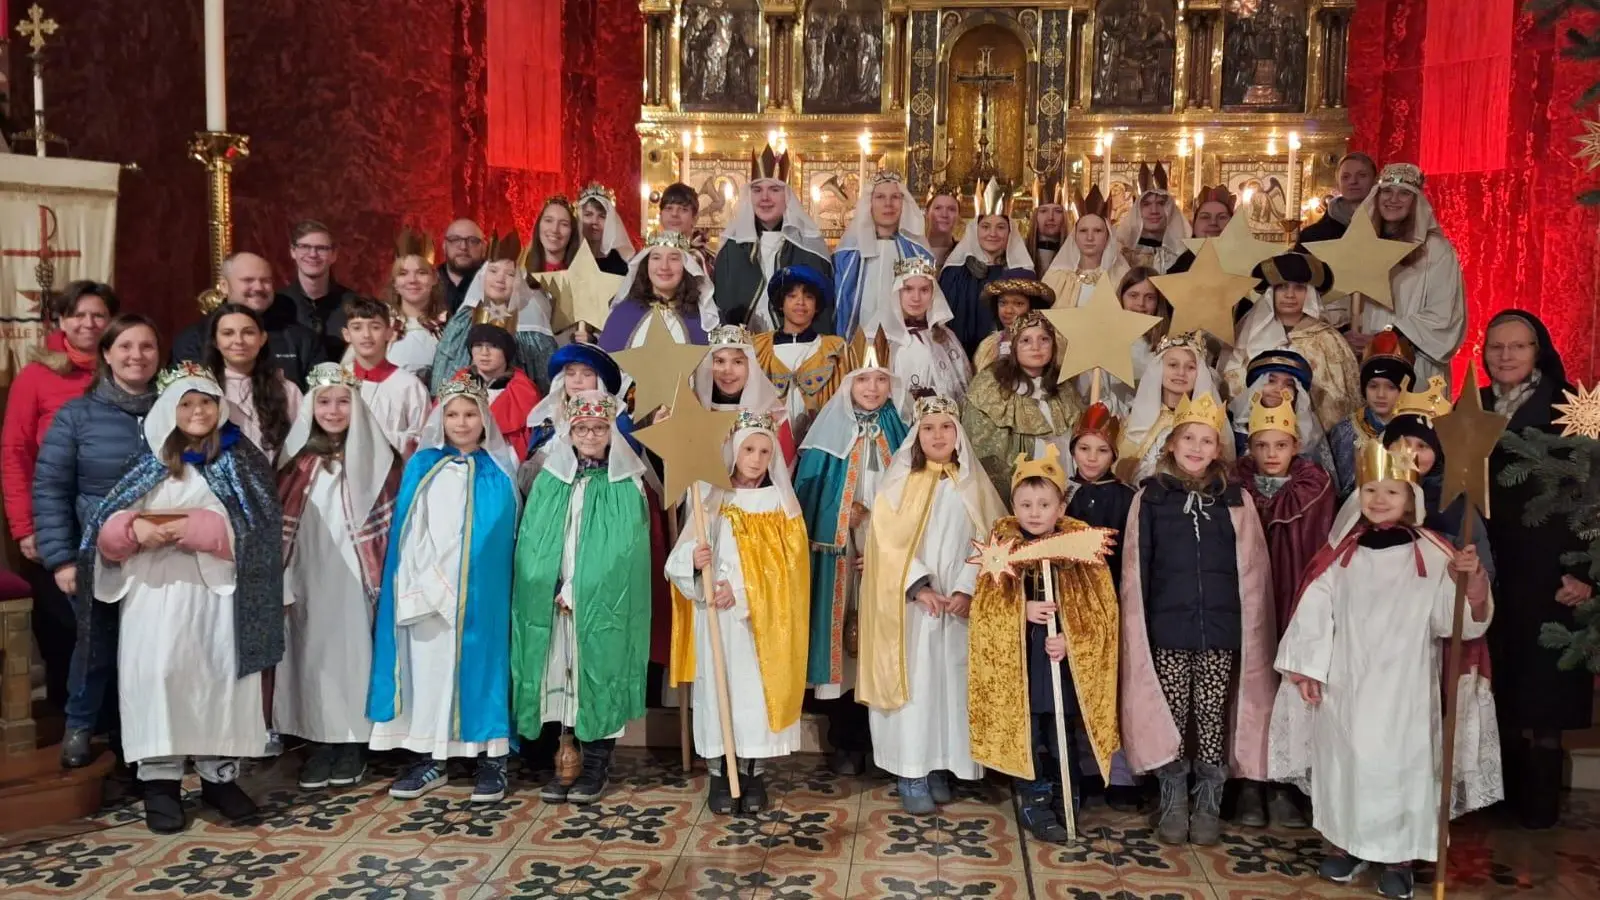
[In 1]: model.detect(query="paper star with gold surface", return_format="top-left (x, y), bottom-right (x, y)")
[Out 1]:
top-left (1553, 382), bottom-right (1600, 440)
top-left (1430, 361), bottom-right (1508, 518)
top-left (1150, 242), bottom-right (1257, 346)
top-left (968, 527), bottom-right (1118, 586)
top-left (1303, 210), bottom-right (1417, 310)
top-left (527, 241), bottom-right (625, 331)
top-left (1043, 274), bottom-right (1160, 387)
top-left (631, 380), bottom-right (738, 509)
top-left (611, 309), bottom-right (712, 417)
top-left (1575, 107), bottom-right (1600, 172)
top-left (1181, 213), bottom-right (1281, 278)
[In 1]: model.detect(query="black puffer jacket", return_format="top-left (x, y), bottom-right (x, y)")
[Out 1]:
top-left (1137, 473), bottom-right (1245, 652)
top-left (169, 296), bottom-right (327, 388)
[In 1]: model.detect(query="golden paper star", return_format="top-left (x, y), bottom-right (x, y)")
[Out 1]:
top-left (968, 527), bottom-right (1117, 585)
top-left (1553, 382), bottom-right (1600, 440)
top-left (1150, 242), bottom-right (1258, 346)
top-left (631, 380), bottom-right (739, 509)
top-left (1181, 213), bottom-right (1281, 278)
top-left (1430, 361), bottom-right (1508, 518)
top-left (611, 309), bottom-right (712, 417)
top-left (527, 241), bottom-right (626, 331)
top-left (1575, 108), bottom-right (1600, 172)
top-left (1043, 273), bottom-right (1160, 387)
top-left (1303, 210), bottom-right (1417, 310)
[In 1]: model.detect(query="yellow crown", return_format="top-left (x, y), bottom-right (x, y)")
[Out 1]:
top-left (850, 327), bottom-right (892, 371)
top-left (1171, 392), bottom-right (1227, 435)
top-left (1356, 438), bottom-right (1421, 486)
top-left (1247, 393), bottom-right (1298, 438)
top-left (913, 394), bottom-right (960, 421)
top-left (1011, 443), bottom-right (1067, 493)
top-left (645, 229), bottom-right (694, 253)
top-left (1395, 375), bottom-right (1452, 421)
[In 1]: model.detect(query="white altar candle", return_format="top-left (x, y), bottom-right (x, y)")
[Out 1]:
top-left (32, 70), bottom-right (45, 158)
top-left (204, 0), bottom-right (227, 132)
top-left (1193, 130), bottom-right (1205, 196)
top-left (1287, 132), bottom-right (1302, 217)
top-left (1100, 130), bottom-right (1113, 198)
top-left (680, 130), bottom-right (692, 183)
top-left (858, 130), bottom-right (871, 196)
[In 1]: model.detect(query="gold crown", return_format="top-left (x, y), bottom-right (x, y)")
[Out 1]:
top-left (1377, 163), bottom-right (1424, 192)
top-left (925, 180), bottom-right (960, 207)
top-left (1005, 309), bottom-right (1054, 339)
top-left (1155, 330), bottom-right (1208, 359)
top-left (913, 394), bottom-right (960, 421)
top-left (1356, 438), bottom-right (1421, 486)
top-left (1011, 443), bottom-right (1067, 493)
top-left (870, 170), bottom-right (905, 187)
top-left (1247, 393), bottom-right (1298, 438)
top-left (437, 370), bottom-right (490, 405)
top-left (750, 144), bottom-right (791, 183)
top-left (578, 182), bottom-right (616, 208)
top-left (394, 227), bottom-right (436, 266)
top-left (734, 409), bottom-right (777, 432)
top-left (894, 256), bottom-right (938, 280)
top-left (1172, 392), bottom-right (1227, 435)
top-left (564, 393), bottom-right (619, 422)
top-left (156, 360), bottom-right (219, 394)
top-left (708, 324), bottom-right (753, 347)
top-left (306, 362), bottom-right (360, 391)
top-left (1395, 375), bottom-right (1452, 421)
top-left (487, 228), bottom-right (522, 264)
top-left (644, 229), bottom-right (694, 253)
top-left (973, 177), bottom-right (1014, 217)
top-left (850, 327), bottom-right (892, 371)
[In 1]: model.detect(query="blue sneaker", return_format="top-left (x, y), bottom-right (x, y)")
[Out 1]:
top-left (1317, 854), bottom-right (1369, 884)
top-left (1376, 865), bottom-right (1414, 899)
top-left (471, 756), bottom-right (508, 803)
top-left (389, 759), bottom-right (447, 800)
top-left (898, 776), bottom-right (935, 814)
top-left (927, 770), bottom-right (953, 804)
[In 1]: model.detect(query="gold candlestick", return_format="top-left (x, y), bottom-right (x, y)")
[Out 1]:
top-left (187, 131), bottom-right (250, 312)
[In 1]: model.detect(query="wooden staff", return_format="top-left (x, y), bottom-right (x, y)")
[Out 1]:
top-left (1433, 515), bottom-right (1475, 900)
top-left (691, 487), bottom-right (742, 798)
top-left (1088, 368), bottom-right (1103, 408)
top-left (1040, 559), bottom-right (1078, 842)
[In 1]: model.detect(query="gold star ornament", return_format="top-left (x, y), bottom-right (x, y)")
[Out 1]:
top-left (527, 241), bottom-right (626, 331)
top-left (1043, 273), bottom-right (1160, 387)
top-left (1150, 242), bottom-right (1258, 346)
top-left (1181, 213), bottom-right (1281, 278)
top-left (1430, 361), bottom-right (1508, 518)
top-left (1575, 107), bottom-right (1600, 172)
top-left (631, 380), bottom-right (739, 509)
top-left (1303, 210), bottom-right (1417, 310)
top-left (611, 310), bottom-right (712, 417)
top-left (1553, 382), bottom-right (1600, 440)
top-left (967, 527), bottom-right (1117, 586)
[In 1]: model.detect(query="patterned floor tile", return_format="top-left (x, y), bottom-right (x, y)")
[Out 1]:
top-left (681, 814), bottom-right (778, 865)
top-left (1190, 830), bottom-right (1326, 883)
top-left (410, 845), bottom-right (514, 885)
top-left (1031, 824), bottom-right (1205, 880)
top-left (766, 758), bottom-right (860, 804)
top-left (100, 838), bottom-right (330, 900)
top-left (846, 865), bottom-right (1019, 899)
top-left (610, 750), bottom-right (704, 798)
top-left (1026, 868), bottom-right (1126, 900)
top-left (713, 803), bottom-right (857, 864)
top-left (227, 784), bottom-right (392, 842)
top-left (0, 832), bottom-right (165, 898)
top-left (750, 860), bottom-right (848, 899)
top-left (851, 805), bottom-right (1018, 871)
top-left (475, 849), bottom-right (673, 899)
top-left (520, 795), bottom-right (700, 857)
top-left (658, 855), bottom-right (766, 899)
top-left (1116, 874), bottom-right (1221, 899)
top-left (284, 854), bottom-right (485, 900)
top-left (348, 788), bottom-right (542, 847)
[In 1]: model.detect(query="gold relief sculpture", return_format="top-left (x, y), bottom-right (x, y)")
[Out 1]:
top-left (802, 0), bottom-right (884, 114)
top-left (680, 0), bottom-right (760, 112)
top-left (1219, 159), bottom-right (1293, 238)
top-left (1092, 0), bottom-right (1177, 112)
top-left (947, 25), bottom-right (1028, 187)
top-left (1222, 0), bottom-right (1309, 111)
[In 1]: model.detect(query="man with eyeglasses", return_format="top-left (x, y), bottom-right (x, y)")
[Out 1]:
top-left (171, 251), bottom-right (328, 387)
top-left (276, 219), bottom-right (358, 360)
top-left (440, 218), bottom-right (489, 316)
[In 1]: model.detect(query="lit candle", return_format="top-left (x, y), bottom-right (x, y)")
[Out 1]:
top-left (204, 0), bottom-right (227, 132)
top-left (1193, 129), bottom-right (1205, 195)
top-left (640, 181), bottom-right (652, 235)
top-left (694, 127), bottom-right (705, 154)
top-left (680, 130), bottom-right (692, 183)
top-left (767, 129), bottom-right (779, 150)
top-left (858, 129), bottom-right (872, 194)
top-left (1101, 130), bottom-right (1113, 198)
top-left (31, 68), bottom-right (44, 158)
top-left (1287, 131), bottom-right (1301, 217)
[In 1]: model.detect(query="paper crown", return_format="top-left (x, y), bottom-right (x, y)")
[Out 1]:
top-left (564, 392), bottom-right (619, 422)
top-left (578, 182), bottom-right (617, 208)
top-left (1005, 308), bottom-right (1055, 339)
top-left (1193, 184), bottom-right (1237, 215)
top-left (973, 177), bottom-right (1014, 217)
top-left (1072, 402), bottom-right (1123, 452)
top-left (734, 408), bottom-right (777, 432)
top-left (1363, 326), bottom-right (1417, 365)
top-left (1171, 392), bottom-right (1228, 435)
top-left (913, 394), bottom-right (960, 421)
top-left (870, 170), bottom-right (905, 188)
top-left (394, 227), bottom-right (436, 265)
top-left (708, 324), bottom-right (754, 348)
top-left (1356, 438), bottom-right (1421, 486)
top-left (1248, 393), bottom-right (1299, 438)
top-left (645, 229), bottom-right (694, 253)
top-left (436, 370), bottom-right (490, 405)
top-left (850, 327), bottom-right (893, 371)
top-left (1074, 184), bottom-right (1110, 220)
top-left (1394, 375), bottom-right (1453, 421)
top-left (1377, 162), bottom-right (1425, 192)
top-left (894, 256), bottom-right (939, 280)
top-left (306, 362), bottom-right (360, 391)
top-left (156, 360), bottom-right (219, 394)
top-left (1011, 443), bottom-right (1067, 493)
top-left (1155, 330), bottom-right (1208, 359)
top-left (1138, 162), bottom-right (1171, 197)
top-left (751, 144), bottom-right (791, 183)
top-left (486, 229), bottom-right (522, 264)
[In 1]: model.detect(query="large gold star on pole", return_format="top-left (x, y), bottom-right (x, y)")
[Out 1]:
top-left (632, 380), bottom-right (739, 509)
top-left (1430, 361), bottom-right (1507, 518)
top-left (1303, 211), bottom-right (1417, 310)
top-left (1150, 242), bottom-right (1257, 346)
top-left (612, 309), bottom-right (712, 417)
top-left (968, 526), bottom-right (1117, 585)
top-left (527, 241), bottom-right (626, 331)
top-left (1181, 213), bottom-right (1281, 278)
top-left (1043, 273), bottom-right (1160, 387)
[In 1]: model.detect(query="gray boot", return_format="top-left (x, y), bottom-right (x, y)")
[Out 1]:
top-left (1154, 760), bottom-right (1190, 845)
top-left (1190, 761), bottom-right (1228, 846)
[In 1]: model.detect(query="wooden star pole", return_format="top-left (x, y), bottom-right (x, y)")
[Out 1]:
top-left (1041, 274), bottom-right (1159, 406)
top-left (612, 309), bottom-right (714, 417)
top-left (632, 382), bottom-right (741, 797)
top-left (1428, 361), bottom-right (1507, 900)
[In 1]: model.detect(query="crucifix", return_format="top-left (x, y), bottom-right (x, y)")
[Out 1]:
top-left (14, 4), bottom-right (65, 158)
top-left (955, 46), bottom-right (1016, 180)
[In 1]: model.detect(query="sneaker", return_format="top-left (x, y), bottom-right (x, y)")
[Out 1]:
top-left (1318, 854), bottom-right (1370, 884)
top-left (739, 771), bottom-right (769, 814)
top-left (927, 770), bottom-right (953, 805)
top-left (200, 779), bottom-right (258, 822)
top-left (899, 776), bottom-right (936, 815)
top-left (471, 756), bottom-right (509, 803)
top-left (540, 773), bottom-right (570, 803)
top-left (142, 779), bottom-right (187, 834)
top-left (390, 759), bottom-right (448, 800)
top-left (328, 744), bottom-right (366, 787)
top-left (298, 743), bottom-right (337, 790)
top-left (567, 740), bottom-right (613, 805)
top-left (708, 772), bottom-right (735, 815)
top-left (1376, 865), bottom-right (1414, 899)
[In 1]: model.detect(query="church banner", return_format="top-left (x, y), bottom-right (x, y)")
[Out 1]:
top-left (0, 155), bottom-right (120, 386)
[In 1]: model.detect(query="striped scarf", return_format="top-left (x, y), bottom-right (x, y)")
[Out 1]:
top-left (278, 453), bottom-right (402, 607)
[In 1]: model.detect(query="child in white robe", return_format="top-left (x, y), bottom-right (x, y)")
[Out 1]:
top-left (883, 258), bottom-right (971, 414)
top-left (342, 296), bottom-right (430, 457)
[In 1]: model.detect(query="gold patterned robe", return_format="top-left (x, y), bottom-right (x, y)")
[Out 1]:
top-left (1223, 318), bottom-right (1361, 433)
top-left (752, 332), bottom-right (853, 424)
top-left (961, 369), bottom-right (1085, 501)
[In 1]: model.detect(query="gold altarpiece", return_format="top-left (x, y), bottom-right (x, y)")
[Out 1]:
top-left (636, 1), bottom-right (1355, 245)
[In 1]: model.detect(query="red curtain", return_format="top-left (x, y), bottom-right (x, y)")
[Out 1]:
top-left (486, 0), bottom-right (562, 174)
top-left (1420, 0), bottom-right (1512, 173)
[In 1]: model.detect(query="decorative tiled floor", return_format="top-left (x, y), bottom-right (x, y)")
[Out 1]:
top-left (2, 750), bottom-right (1596, 899)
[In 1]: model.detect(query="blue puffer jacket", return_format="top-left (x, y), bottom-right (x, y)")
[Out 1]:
top-left (31, 380), bottom-right (156, 571)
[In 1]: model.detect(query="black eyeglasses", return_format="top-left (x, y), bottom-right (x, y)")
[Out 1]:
top-left (293, 243), bottom-right (334, 255)
top-left (444, 236), bottom-right (485, 248)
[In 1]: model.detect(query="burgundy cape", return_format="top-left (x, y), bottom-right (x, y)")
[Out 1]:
top-left (1236, 455), bottom-right (1336, 637)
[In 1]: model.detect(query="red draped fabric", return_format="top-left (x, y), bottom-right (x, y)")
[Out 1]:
top-left (1420, 0), bottom-right (1512, 174)
top-left (486, 0), bottom-right (563, 174)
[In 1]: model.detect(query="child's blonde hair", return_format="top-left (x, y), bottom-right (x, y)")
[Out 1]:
top-left (1156, 423), bottom-right (1230, 491)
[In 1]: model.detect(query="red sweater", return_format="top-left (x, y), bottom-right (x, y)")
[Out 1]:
top-left (454, 366), bottom-right (542, 460)
top-left (3, 332), bottom-right (96, 539)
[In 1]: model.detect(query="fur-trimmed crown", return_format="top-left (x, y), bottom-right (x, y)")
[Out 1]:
top-left (974, 177), bottom-right (1015, 218)
top-left (751, 144), bottom-right (791, 183)
top-left (436, 370), bottom-right (490, 405)
top-left (1011, 443), bottom-right (1067, 493)
top-left (1138, 162), bottom-right (1171, 197)
top-left (1171, 392), bottom-right (1227, 435)
top-left (395, 227), bottom-right (436, 265)
top-left (1247, 393), bottom-right (1298, 439)
top-left (913, 394), bottom-right (960, 421)
top-left (1072, 402), bottom-right (1123, 452)
top-left (306, 362), bottom-right (360, 392)
top-left (1356, 438), bottom-right (1420, 486)
top-left (894, 256), bottom-right (939, 280)
top-left (156, 360), bottom-right (219, 394)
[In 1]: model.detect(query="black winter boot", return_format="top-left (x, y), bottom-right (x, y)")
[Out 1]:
top-left (568, 739), bottom-right (615, 804)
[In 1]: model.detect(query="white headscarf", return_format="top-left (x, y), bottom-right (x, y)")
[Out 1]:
top-left (800, 363), bottom-right (909, 460)
top-left (462, 260), bottom-right (554, 336)
top-left (278, 372), bottom-right (395, 528)
top-left (419, 384), bottom-right (521, 486)
top-left (692, 332), bottom-right (784, 414)
top-left (693, 422), bottom-right (803, 518)
top-left (1353, 173), bottom-right (1446, 243)
top-left (145, 372), bottom-right (232, 454)
top-left (1233, 285), bottom-right (1329, 365)
top-left (878, 407), bottom-right (1007, 531)
top-left (836, 176), bottom-right (928, 254)
top-left (580, 189), bottom-right (636, 259)
top-left (1115, 189), bottom-right (1192, 261)
top-left (540, 390), bottom-right (652, 487)
top-left (942, 215), bottom-right (1033, 272)
top-left (1123, 341), bottom-right (1227, 458)
top-left (1043, 212), bottom-right (1131, 302)
top-left (722, 177), bottom-right (831, 259)
top-left (609, 241), bottom-right (719, 332)
top-left (879, 272), bottom-right (956, 346)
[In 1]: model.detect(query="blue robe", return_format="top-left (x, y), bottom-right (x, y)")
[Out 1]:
top-left (832, 235), bottom-right (933, 337)
top-left (367, 447), bottom-right (518, 745)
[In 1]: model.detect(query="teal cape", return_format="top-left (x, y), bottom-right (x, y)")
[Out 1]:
top-left (367, 448), bottom-right (518, 744)
top-left (792, 405), bottom-right (908, 684)
top-left (511, 465), bottom-right (651, 741)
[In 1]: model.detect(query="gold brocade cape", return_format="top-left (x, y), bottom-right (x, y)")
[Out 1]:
top-left (752, 332), bottom-right (854, 419)
top-left (961, 369), bottom-right (1084, 499)
top-left (968, 517), bottom-right (1122, 780)
top-left (667, 502), bottom-right (811, 733)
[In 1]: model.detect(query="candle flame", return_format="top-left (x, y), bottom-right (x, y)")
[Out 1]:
top-left (681, 130), bottom-right (692, 149)
top-left (810, 184), bottom-right (822, 203)
top-left (1288, 131), bottom-right (1301, 151)
top-left (858, 130), bottom-right (871, 153)
top-left (767, 129), bottom-right (779, 150)
top-left (1267, 138), bottom-right (1278, 156)
top-left (1193, 129), bottom-right (1205, 151)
